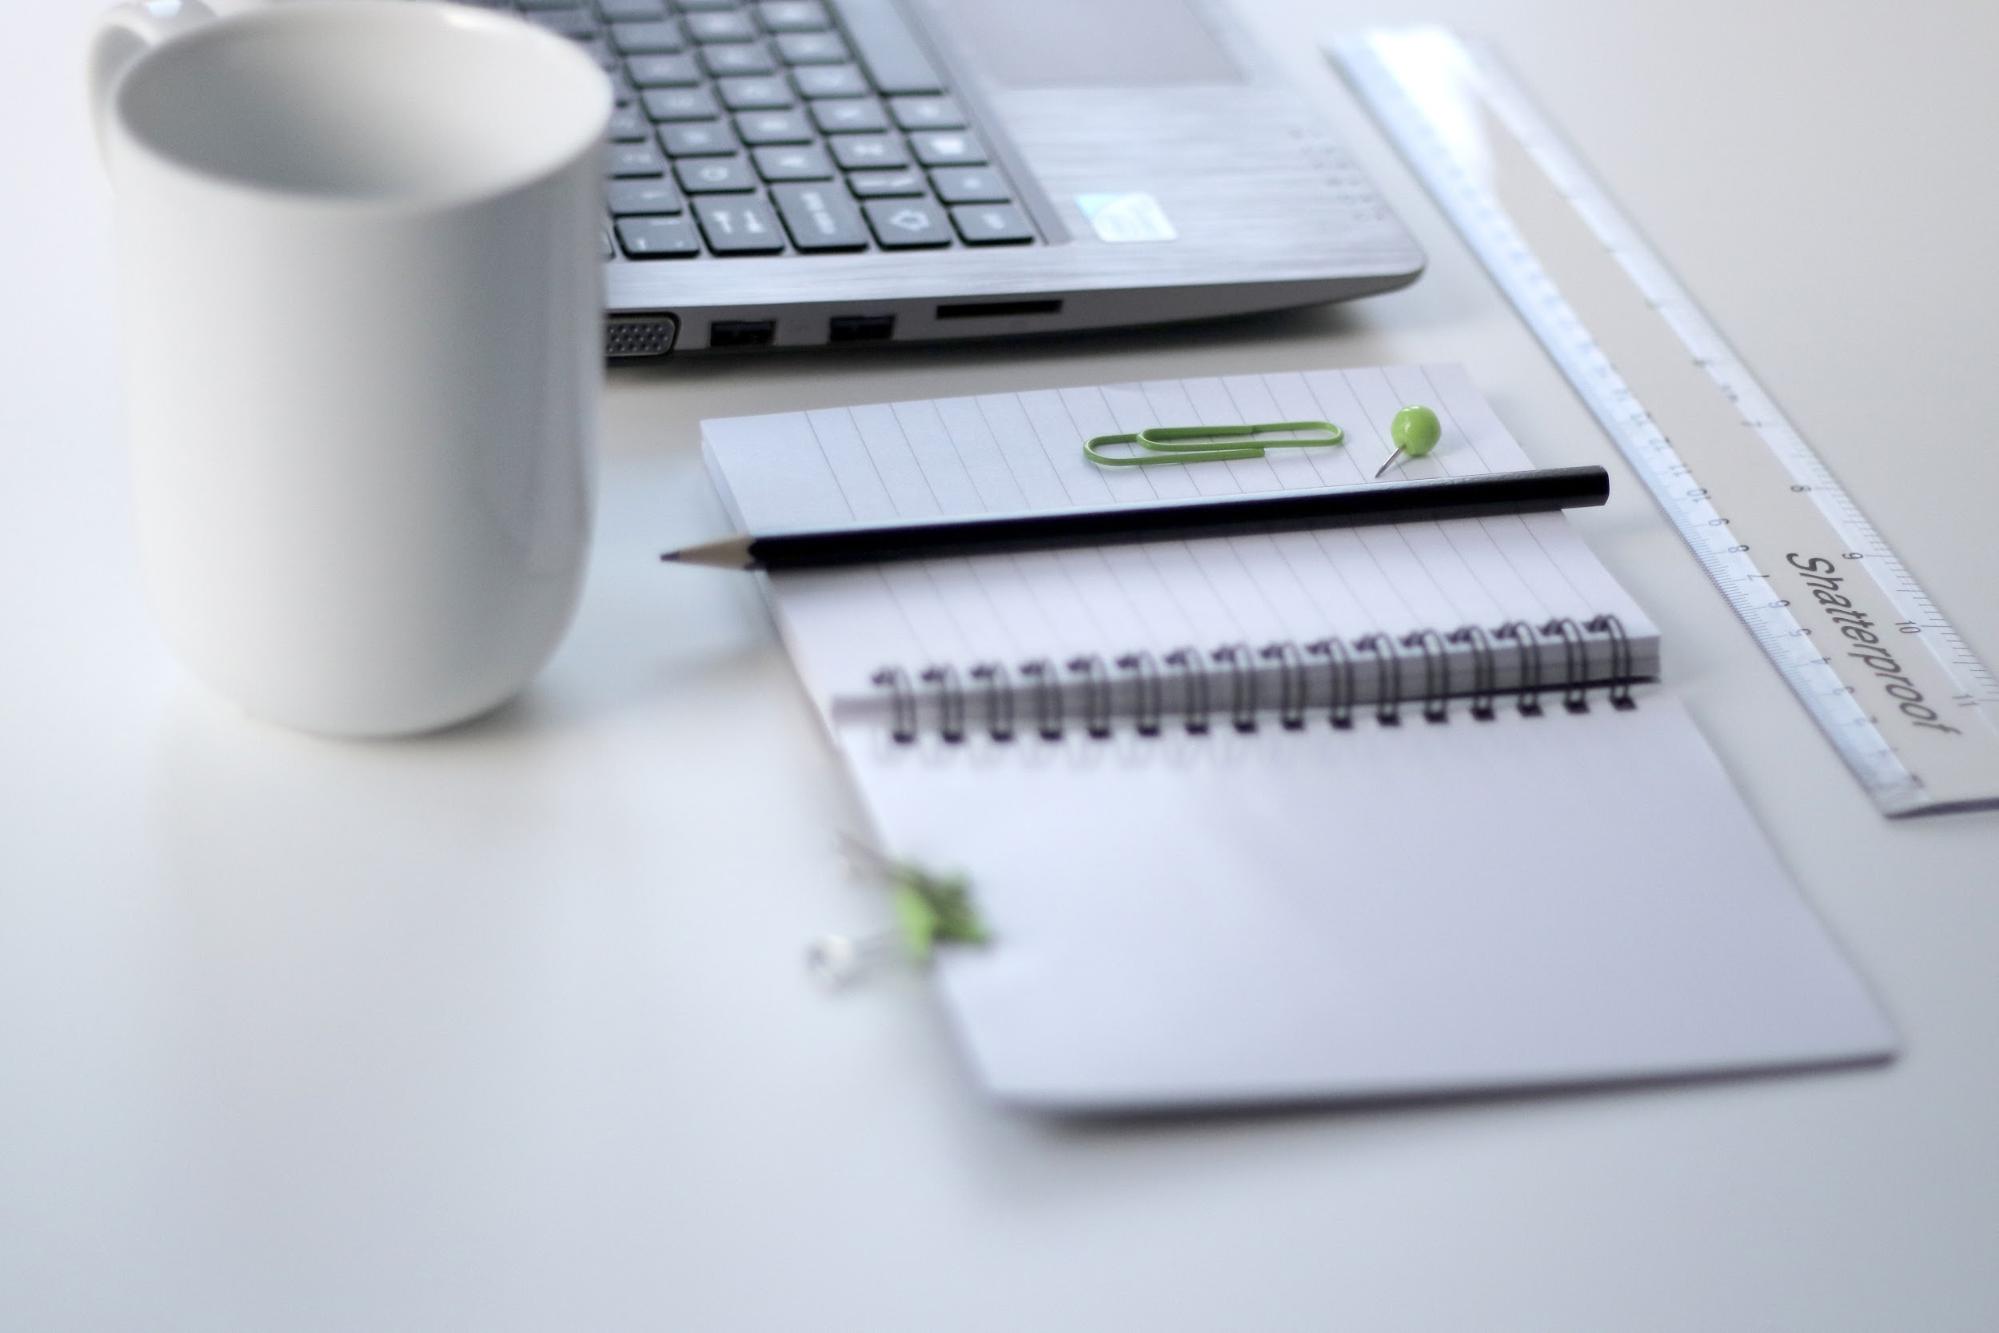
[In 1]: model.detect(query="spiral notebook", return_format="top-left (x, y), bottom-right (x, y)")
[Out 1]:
top-left (702, 365), bottom-right (1896, 1111)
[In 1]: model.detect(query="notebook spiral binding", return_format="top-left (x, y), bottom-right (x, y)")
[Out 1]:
top-left (870, 615), bottom-right (1638, 744)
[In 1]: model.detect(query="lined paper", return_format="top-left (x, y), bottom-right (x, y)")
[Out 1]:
top-left (698, 368), bottom-right (1894, 1110)
top-left (843, 695), bottom-right (1894, 1108)
top-left (703, 365), bottom-right (1655, 712)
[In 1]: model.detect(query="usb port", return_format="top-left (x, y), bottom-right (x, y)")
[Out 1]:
top-left (709, 319), bottom-right (776, 348)
top-left (828, 314), bottom-right (896, 343)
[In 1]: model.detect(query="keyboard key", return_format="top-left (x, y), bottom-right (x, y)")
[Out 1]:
top-left (607, 177), bottom-right (685, 215)
top-left (693, 197), bottom-right (787, 254)
top-left (581, 37), bottom-right (618, 69)
top-left (626, 53), bottom-right (701, 86)
top-left (756, 1), bottom-right (830, 31)
top-left (929, 166), bottom-right (1009, 204)
top-left (606, 140), bottom-right (668, 176)
top-left (660, 121), bottom-right (738, 155)
top-left (792, 64), bottom-right (868, 98)
top-left (752, 143), bottom-right (834, 181)
top-left (525, 8), bottom-right (596, 38)
top-left (776, 31), bottom-right (847, 64)
top-left (908, 130), bottom-right (984, 166)
top-left (617, 216), bottom-right (701, 257)
top-left (844, 168), bottom-right (926, 197)
top-left (596, 0), bottom-right (666, 19)
top-left (716, 76), bottom-right (795, 110)
top-left (771, 182), bottom-right (869, 250)
top-left (610, 19), bottom-right (683, 53)
top-left (685, 10), bottom-right (755, 42)
top-left (828, 0), bottom-right (942, 95)
top-left (675, 156), bottom-right (757, 193)
top-left (675, 0), bottom-right (738, 8)
top-left (949, 202), bottom-right (1033, 244)
top-left (810, 99), bottom-right (886, 134)
top-left (641, 86), bottom-right (719, 120)
top-left (700, 43), bottom-right (775, 76)
top-left (829, 134), bottom-right (907, 169)
top-left (735, 109), bottom-right (814, 144)
top-left (863, 198), bottom-right (951, 247)
top-left (888, 96), bottom-right (964, 130)
top-left (607, 104), bottom-right (650, 141)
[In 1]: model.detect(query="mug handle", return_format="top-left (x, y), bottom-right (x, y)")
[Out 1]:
top-left (87, 0), bottom-right (218, 159)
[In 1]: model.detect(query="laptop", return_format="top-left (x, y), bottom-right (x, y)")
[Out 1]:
top-left (479, 0), bottom-right (1425, 355)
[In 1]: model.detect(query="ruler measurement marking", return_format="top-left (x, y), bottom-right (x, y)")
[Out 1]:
top-left (1475, 51), bottom-right (1967, 668)
top-left (1335, 28), bottom-right (1999, 815)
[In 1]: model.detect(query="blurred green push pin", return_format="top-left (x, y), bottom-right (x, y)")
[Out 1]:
top-left (808, 837), bottom-right (993, 988)
top-left (1373, 404), bottom-right (1443, 479)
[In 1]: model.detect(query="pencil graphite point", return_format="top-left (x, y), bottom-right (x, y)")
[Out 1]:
top-left (661, 534), bottom-right (757, 569)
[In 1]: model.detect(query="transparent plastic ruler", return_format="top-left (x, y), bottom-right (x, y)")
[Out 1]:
top-left (1333, 26), bottom-right (1999, 815)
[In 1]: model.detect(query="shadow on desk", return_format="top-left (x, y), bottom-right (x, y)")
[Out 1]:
top-left (1020, 1052), bottom-right (1893, 1138)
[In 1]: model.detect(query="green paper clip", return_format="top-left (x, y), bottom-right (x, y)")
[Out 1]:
top-left (1084, 420), bottom-right (1345, 467)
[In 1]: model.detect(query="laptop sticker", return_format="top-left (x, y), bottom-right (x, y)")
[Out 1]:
top-left (1075, 193), bottom-right (1178, 243)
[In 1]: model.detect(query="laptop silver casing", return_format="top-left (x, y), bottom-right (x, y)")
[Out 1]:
top-left (603, 0), bottom-right (1424, 352)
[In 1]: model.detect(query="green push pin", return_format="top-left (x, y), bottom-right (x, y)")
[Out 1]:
top-left (808, 837), bottom-right (993, 988)
top-left (889, 867), bottom-right (989, 964)
top-left (1373, 404), bottom-right (1443, 479)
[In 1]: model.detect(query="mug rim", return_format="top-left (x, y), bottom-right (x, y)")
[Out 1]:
top-left (109, 0), bottom-right (612, 215)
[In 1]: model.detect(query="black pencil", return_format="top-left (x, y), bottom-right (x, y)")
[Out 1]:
top-left (662, 465), bottom-right (1611, 571)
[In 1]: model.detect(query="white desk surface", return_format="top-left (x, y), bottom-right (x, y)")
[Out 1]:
top-left (9, 1), bottom-right (1999, 1328)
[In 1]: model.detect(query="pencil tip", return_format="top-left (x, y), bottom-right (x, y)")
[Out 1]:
top-left (659, 551), bottom-right (681, 562)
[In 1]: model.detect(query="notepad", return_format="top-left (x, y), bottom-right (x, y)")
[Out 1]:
top-left (702, 365), bottom-right (1896, 1111)
top-left (705, 365), bottom-right (1658, 727)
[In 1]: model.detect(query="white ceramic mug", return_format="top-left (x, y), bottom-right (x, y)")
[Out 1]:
top-left (89, 0), bottom-right (611, 737)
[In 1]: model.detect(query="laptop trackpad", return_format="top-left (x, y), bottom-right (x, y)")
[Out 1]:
top-left (935, 0), bottom-right (1244, 87)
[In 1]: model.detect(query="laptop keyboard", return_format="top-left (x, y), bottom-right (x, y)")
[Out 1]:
top-left (454, 0), bottom-right (1041, 260)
